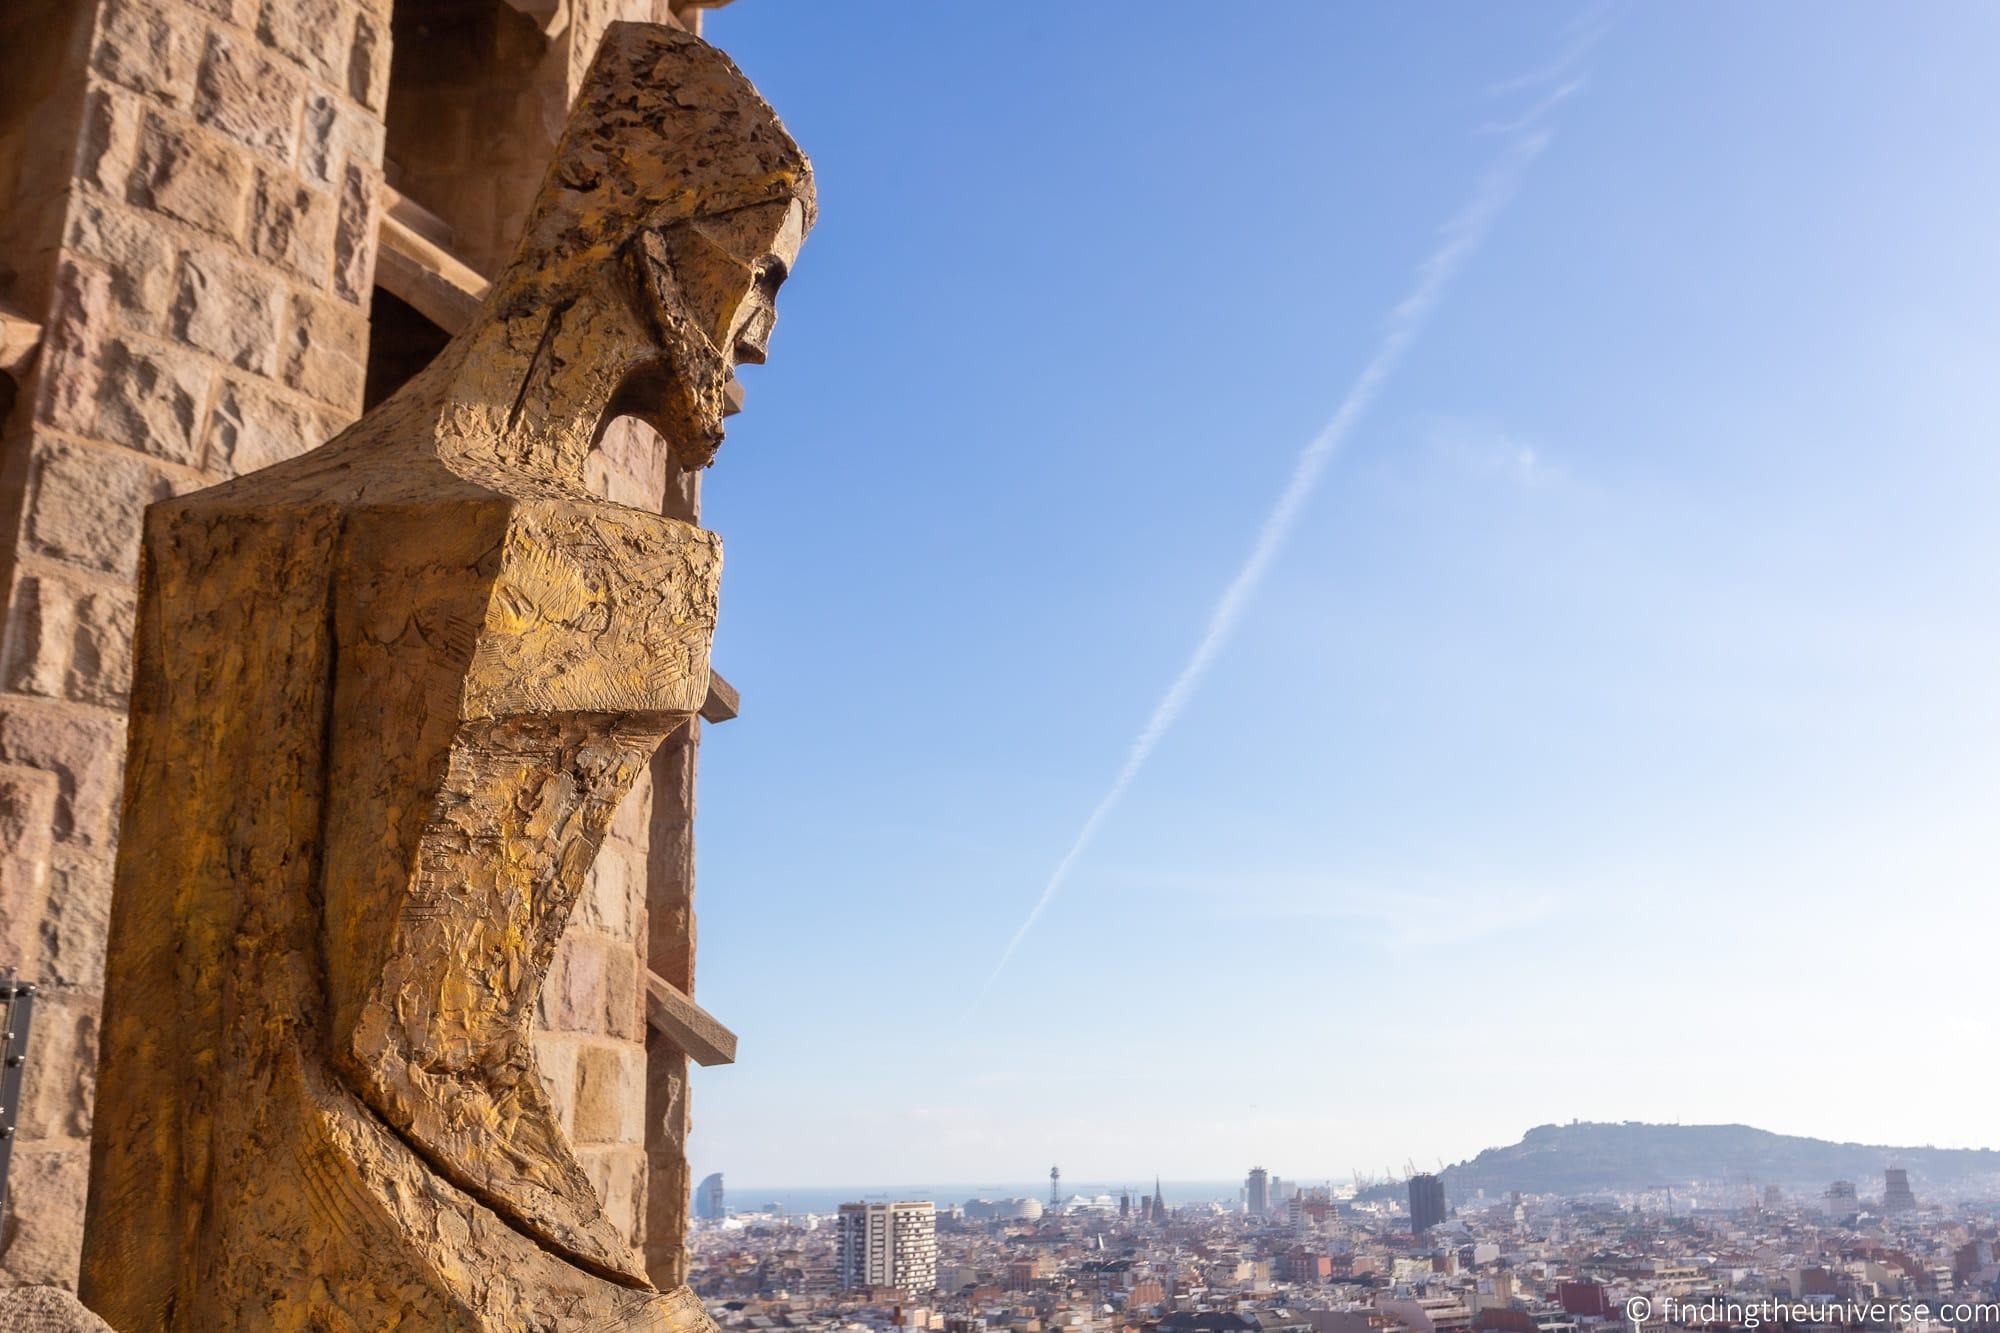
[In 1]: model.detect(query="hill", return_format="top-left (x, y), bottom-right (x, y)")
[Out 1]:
top-left (1380, 1122), bottom-right (2000, 1201)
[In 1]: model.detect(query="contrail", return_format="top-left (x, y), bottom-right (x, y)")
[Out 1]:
top-left (989, 25), bottom-right (1604, 983)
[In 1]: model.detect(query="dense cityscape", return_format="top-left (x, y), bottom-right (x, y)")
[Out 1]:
top-left (687, 1167), bottom-right (2000, 1333)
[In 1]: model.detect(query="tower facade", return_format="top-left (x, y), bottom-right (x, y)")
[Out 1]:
top-left (835, 1201), bottom-right (938, 1293)
top-left (696, 1172), bottom-right (726, 1221)
top-left (1247, 1166), bottom-right (1270, 1214)
top-left (1408, 1172), bottom-right (1447, 1234)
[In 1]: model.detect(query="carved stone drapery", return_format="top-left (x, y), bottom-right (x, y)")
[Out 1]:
top-left (80, 23), bottom-right (811, 1330)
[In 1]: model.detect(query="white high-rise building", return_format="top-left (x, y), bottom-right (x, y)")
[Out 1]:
top-left (836, 1201), bottom-right (938, 1292)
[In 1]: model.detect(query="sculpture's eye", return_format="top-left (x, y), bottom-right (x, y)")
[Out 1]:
top-left (756, 257), bottom-right (788, 297)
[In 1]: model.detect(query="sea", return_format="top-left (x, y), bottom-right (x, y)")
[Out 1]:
top-left (715, 1180), bottom-right (1243, 1217)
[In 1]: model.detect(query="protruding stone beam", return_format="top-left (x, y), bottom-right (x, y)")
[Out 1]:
top-left (502, 0), bottom-right (569, 38)
top-left (644, 971), bottom-right (736, 1067)
top-left (375, 190), bottom-right (489, 334)
top-left (700, 670), bottom-right (739, 724)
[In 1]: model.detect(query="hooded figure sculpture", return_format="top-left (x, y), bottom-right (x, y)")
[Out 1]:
top-left (81, 23), bottom-right (812, 1331)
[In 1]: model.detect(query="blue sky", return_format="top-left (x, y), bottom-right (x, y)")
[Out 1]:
top-left (681, 2), bottom-right (2000, 1188)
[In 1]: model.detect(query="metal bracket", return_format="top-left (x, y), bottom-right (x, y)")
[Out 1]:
top-left (0, 969), bottom-right (38, 1223)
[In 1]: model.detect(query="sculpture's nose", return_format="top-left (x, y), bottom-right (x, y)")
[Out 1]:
top-left (732, 302), bottom-right (776, 366)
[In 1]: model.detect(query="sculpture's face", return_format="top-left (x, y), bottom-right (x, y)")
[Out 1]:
top-left (663, 197), bottom-right (808, 368)
top-left (617, 197), bottom-right (808, 452)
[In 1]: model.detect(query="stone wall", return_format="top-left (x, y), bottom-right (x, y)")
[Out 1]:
top-left (0, 0), bottom-right (726, 1290)
top-left (0, 0), bottom-right (388, 1286)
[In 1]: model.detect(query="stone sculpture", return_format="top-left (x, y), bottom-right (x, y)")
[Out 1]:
top-left (79, 22), bottom-right (811, 1330)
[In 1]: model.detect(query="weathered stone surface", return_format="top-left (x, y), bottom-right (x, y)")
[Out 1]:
top-left (300, 89), bottom-right (385, 187)
top-left (0, 764), bottom-right (59, 965)
top-left (83, 24), bottom-right (814, 1330)
top-left (125, 110), bottom-right (251, 240)
top-left (170, 248), bottom-right (280, 374)
top-left (280, 288), bottom-right (365, 408)
top-left (580, 836), bottom-right (644, 940)
top-left (92, 0), bottom-right (196, 109)
top-left (0, 1149), bottom-right (89, 1288)
top-left (33, 848), bottom-right (118, 991)
top-left (24, 440), bottom-right (179, 577)
top-left (348, 7), bottom-right (389, 113)
top-left (193, 28), bottom-right (305, 162)
top-left (202, 373), bottom-right (311, 474)
top-left (574, 1041), bottom-right (648, 1145)
top-left (250, 169), bottom-right (335, 280)
top-left (92, 335), bottom-right (211, 464)
top-left (540, 929), bottom-right (644, 1041)
top-left (64, 200), bottom-right (176, 336)
top-left (256, 0), bottom-right (350, 84)
top-left (0, 1284), bottom-right (115, 1333)
top-left (578, 1144), bottom-right (649, 1249)
top-left (2, 575), bottom-right (139, 709)
top-left (75, 95), bottom-right (139, 221)
top-left (0, 702), bottom-right (129, 849)
top-left (33, 262), bottom-right (110, 440)
top-left (535, 1032), bottom-right (583, 1136)
top-left (331, 158), bottom-right (377, 303)
top-left (19, 991), bottom-right (101, 1141)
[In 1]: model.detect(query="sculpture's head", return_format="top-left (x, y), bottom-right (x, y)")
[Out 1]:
top-left (482, 21), bottom-right (815, 472)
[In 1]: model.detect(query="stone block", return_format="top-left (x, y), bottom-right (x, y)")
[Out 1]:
top-left (577, 839), bottom-right (638, 942)
top-left (331, 159), bottom-right (378, 304)
top-left (2, 575), bottom-right (136, 709)
top-left (0, 1148), bottom-right (88, 1287)
top-left (3, 576), bottom-right (72, 697)
top-left (0, 1144), bottom-right (88, 1288)
top-left (280, 289), bottom-right (365, 410)
top-left (34, 846), bottom-right (117, 992)
top-left (590, 417), bottom-right (669, 509)
top-left (194, 28), bottom-right (306, 163)
top-left (126, 110), bottom-right (252, 241)
top-left (348, 9), bottom-right (389, 114)
top-left (24, 440), bottom-right (177, 578)
top-left (32, 262), bottom-right (110, 438)
top-left (532, 1033), bottom-right (581, 1137)
top-left (0, 700), bottom-right (129, 850)
top-left (572, 1042), bottom-right (646, 1146)
top-left (257, 0), bottom-right (352, 85)
top-left (251, 171), bottom-right (335, 282)
top-left (76, 92), bottom-right (142, 208)
top-left (92, 0), bottom-right (196, 108)
top-left (92, 335), bottom-right (212, 465)
top-left (608, 763), bottom-right (652, 845)
top-left (312, 403), bottom-right (353, 445)
top-left (64, 199), bottom-right (176, 337)
top-left (574, 1145), bottom-right (647, 1250)
top-left (537, 931), bottom-right (605, 1034)
top-left (602, 934), bottom-right (642, 1041)
top-left (170, 249), bottom-right (279, 376)
top-left (18, 991), bottom-right (101, 1141)
top-left (301, 92), bottom-right (384, 188)
top-left (203, 374), bottom-right (316, 476)
top-left (0, 764), bottom-right (58, 966)
top-left (538, 933), bottom-right (645, 1042)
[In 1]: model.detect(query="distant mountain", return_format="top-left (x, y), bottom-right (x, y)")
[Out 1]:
top-left (1380, 1122), bottom-right (2000, 1201)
